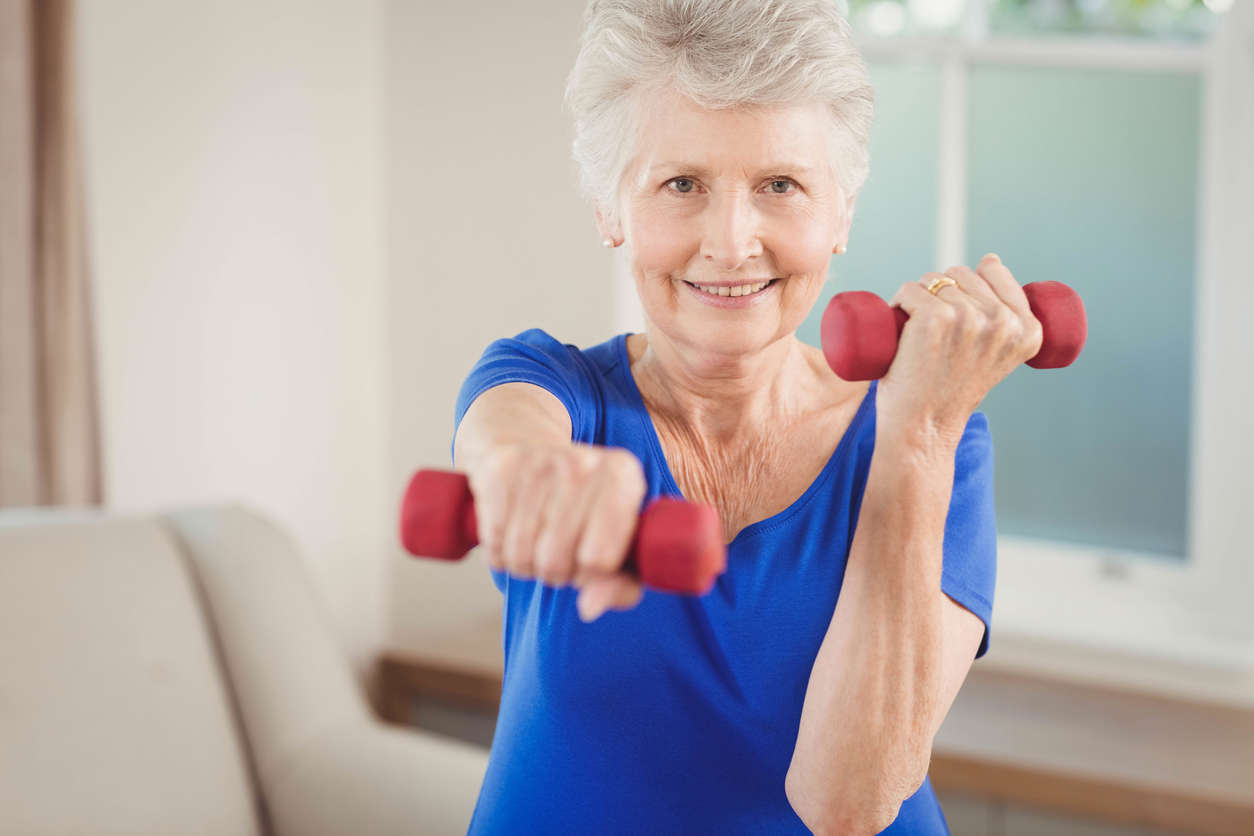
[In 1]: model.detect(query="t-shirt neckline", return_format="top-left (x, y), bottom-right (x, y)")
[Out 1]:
top-left (613, 332), bottom-right (876, 547)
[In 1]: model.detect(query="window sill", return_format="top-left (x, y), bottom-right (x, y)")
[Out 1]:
top-left (378, 610), bottom-right (1254, 834)
top-left (936, 645), bottom-right (1254, 834)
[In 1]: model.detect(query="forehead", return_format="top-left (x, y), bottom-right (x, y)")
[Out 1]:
top-left (631, 86), bottom-right (831, 177)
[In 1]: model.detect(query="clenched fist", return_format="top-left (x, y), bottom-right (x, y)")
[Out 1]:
top-left (878, 253), bottom-right (1046, 450)
top-left (468, 441), bottom-right (649, 621)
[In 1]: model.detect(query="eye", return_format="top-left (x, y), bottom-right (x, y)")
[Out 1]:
top-left (665, 177), bottom-right (697, 194)
top-left (767, 178), bottom-right (797, 194)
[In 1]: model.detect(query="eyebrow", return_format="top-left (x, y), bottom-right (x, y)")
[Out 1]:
top-left (649, 162), bottom-right (818, 176)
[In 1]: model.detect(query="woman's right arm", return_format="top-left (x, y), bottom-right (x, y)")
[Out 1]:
top-left (453, 382), bottom-right (648, 620)
top-left (453, 382), bottom-right (572, 475)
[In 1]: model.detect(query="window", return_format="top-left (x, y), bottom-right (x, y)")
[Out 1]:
top-left (794, 0), bottom-right (1250, 670)
top-left (610, 0), bottom-right (1250, 674)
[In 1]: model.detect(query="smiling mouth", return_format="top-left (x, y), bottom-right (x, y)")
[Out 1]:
top-left (682, 278), bottom-right (780, 298)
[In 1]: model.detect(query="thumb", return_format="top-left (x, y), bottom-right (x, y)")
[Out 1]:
top-left (576, 573), bottom-right (644, 622)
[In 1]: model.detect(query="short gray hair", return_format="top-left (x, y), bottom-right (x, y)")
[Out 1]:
top-left (563, 0), bottom-right (874, 232)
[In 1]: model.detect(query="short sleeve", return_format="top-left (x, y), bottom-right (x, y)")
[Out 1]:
top-left (940, 411), bottom-right (997, 660)
top-left (451, 328), bottom-right (599, 466)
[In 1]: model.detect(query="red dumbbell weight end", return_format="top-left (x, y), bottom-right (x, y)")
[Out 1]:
top-left (820, 280), bottom-right (1087, 382)
top-left (399, 468), bottom-right (727, 596)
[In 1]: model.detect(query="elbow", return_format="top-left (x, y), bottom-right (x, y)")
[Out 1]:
top-left (784, 780), bottom-right (900, 836)
top-left (785, 749), bottom-right (931, 836)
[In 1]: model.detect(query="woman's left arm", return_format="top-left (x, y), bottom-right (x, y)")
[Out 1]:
top-left (784, 432), bottom-right (984, 836)
top-left (785, 254), bottom-right (1043, 836)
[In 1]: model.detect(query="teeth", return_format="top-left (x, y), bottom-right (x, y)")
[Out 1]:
top-left (691, 280), bottom-right (772, 297)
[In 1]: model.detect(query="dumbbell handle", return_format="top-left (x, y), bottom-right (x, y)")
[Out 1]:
top-left (398, 468), bottom-right (727, 595)
top-left (821, 280), bottom-right (1087, 381)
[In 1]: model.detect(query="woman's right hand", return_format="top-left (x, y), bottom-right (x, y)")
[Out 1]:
top-left (466, 441), bottom-right (649, 621)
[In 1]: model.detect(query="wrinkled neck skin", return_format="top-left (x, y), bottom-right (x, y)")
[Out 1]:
top-left (628, 326), bottom-right (830, 447)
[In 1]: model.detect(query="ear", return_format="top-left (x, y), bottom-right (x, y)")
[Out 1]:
top-left (835, 192), bottom-right (858, 250)
top-left (593, 202), bottom-right (621, 243)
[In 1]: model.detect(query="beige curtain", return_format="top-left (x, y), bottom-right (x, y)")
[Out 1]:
top-left (0, 0), bottom-right (102, 508)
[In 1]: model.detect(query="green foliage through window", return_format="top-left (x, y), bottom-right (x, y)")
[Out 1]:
top-left (846, 0), bottom-right (1224, 41)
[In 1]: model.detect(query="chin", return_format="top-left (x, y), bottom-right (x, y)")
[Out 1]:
top-left (685, 321), bottom-right (777, 350)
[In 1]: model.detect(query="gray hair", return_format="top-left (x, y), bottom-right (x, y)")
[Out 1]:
top-left (563, 0), bottom-right (874, 232)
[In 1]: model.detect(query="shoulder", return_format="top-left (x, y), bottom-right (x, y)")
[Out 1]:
top-left (468, 327), bottom-right (626, 418)
top-left (500, 327), bottom-right (575, 358)
top-left (496, 328), bottom-right (622, 376)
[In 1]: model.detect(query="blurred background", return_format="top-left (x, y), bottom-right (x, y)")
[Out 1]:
top-left (1, 1), bottom-right (1251, 834)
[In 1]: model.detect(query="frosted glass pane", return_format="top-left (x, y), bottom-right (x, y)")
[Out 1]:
top-left (799, 61), bottom-right (940, 346)
top-left (967, 66), bottom-right (1199, 560)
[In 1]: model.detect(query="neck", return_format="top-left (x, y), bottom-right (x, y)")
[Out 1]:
top-left (628, 330), bottom-right (824, 444)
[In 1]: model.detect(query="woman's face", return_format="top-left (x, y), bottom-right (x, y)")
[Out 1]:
top-left (607, 86), bottom-right (855, 362)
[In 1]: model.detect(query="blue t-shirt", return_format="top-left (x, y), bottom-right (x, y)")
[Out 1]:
top-left (451, 328), bottom-right (996, 835)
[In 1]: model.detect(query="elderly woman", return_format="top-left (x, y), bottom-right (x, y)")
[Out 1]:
top-left (451, 1), bottom-right (1042, 833)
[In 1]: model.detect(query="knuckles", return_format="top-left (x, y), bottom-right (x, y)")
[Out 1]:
top-left (473, 443), bottom-right (645, 589)
top-left (902, 269), bottom-right (1044, 371)
top-left (602, 446), bottom-right (646, 491)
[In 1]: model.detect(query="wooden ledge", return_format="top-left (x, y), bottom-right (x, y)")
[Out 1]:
top-left (930, 752), bottom-right (1253, 836)
top-left (378, 617), bottom-right (1254, 836)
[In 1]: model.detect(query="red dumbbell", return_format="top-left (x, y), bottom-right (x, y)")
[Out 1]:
top-left (398, 468), bottom-right (727, 595)
top-left (820, 280), bottom-right (1087, 381)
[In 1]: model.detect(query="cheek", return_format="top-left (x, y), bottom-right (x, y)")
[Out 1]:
top-left (631, 212), bottom-right (691, 270)
top-left (776, 221), bottom-right (835, 276)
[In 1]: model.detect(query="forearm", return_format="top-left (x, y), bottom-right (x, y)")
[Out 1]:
top-left (452, 382), bottom-right (573, 474)
top-left (786, 431), bottom-right (957, 835)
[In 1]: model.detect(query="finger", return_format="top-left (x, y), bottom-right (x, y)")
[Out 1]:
top-left (533, 454), bottom-right (591, 587)
top-left (891, 277), bottom-right (958, 321)
top-left (941, 263), bottom-right (1035, 364)
top-left (474, 490), bottom-right (507, 572)
top-left (604, 575), bottom-right (645, 610)
top-left (974, 253), bottom-right (1034, 321)
top-left (573, 476), bottom-right (633, 576)
top-left (500, 457), bottom-right (554, 580)
top-left (889, 271), bottom-right (956, 311)
top-left (577, 573), bottom-right (645, 622)
top-left (468, 457), bottom-right (521, 573)
top-left (942, 263), bottom-right (1003, 316)
top-left (575, 454), bottom-right (646, 576)
top-left (576, 576), bottom-right (614, 622)
top-left (977, 255), bottom-right (1043, 361)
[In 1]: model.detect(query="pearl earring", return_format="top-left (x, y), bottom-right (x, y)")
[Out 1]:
top-left (602, 238), bottom-right (614, 248)
top-left (835, 244), bottom-right (846, 254)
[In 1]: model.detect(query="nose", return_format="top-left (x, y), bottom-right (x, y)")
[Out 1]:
top-left (700, 189), bottom-right (763, 271)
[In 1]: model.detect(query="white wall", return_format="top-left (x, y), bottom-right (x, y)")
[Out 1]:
top-left (76, 0), bottom-right (388, 692)
top-left (77, 0), bottom-right (628, 685)
top-left (383, 1), bottom-right (616, 651)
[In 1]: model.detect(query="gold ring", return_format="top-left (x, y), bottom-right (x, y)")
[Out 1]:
top-left (926, 276), bottom-right (958, 296)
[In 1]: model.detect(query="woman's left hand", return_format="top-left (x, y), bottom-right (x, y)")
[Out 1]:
top-left (874, 253), bottom-right (1044, 452)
